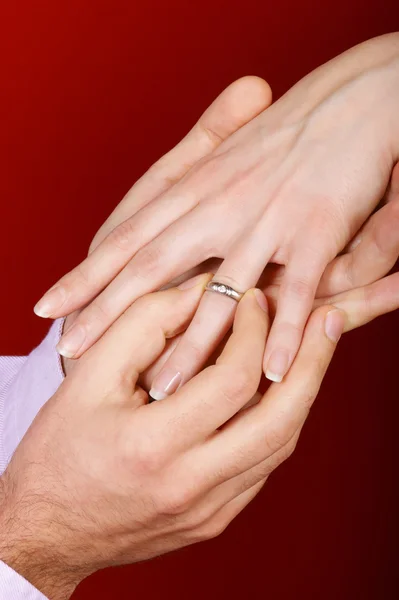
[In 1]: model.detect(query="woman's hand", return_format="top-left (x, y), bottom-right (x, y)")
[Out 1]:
top-left (140, 185), bottom-right (399, 392)
top-left (1, 276), bottom-right (344, 599)
top-left (34, 34), bottom-right (399, 398)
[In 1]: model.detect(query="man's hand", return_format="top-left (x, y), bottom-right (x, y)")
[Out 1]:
top-left (0, 275), bottom-right (343, 599)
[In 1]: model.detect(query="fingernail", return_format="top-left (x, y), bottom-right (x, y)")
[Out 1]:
top-left (253, 289), bottom-right (268, 312)
top-left (178, 274), bottom-right (209, 291)
top-left (149, 369), bottom-right (182, 401)
top-left (34, 286), bottom-right (67, 318)
top-left (266, 349), bottom-right (290, 383)
top-left (56, 324), bottom-right (86, 358)
top-left (324, 309), bottom-right (345, 343)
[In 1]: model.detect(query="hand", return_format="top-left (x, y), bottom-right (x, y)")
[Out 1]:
top-left (34, 34), bottom-right (399, 396)
top-left (139, 186), bottom-right (399, 391)
top-left (0, 276), bottom-right (343, 600)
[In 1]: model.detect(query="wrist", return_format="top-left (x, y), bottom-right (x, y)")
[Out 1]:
top-left (269, 33), bottom-right (399, 168)
top-left (276, 33), bottom-right (399, 121)
top-left (0, 473), bottom-right (80, 600)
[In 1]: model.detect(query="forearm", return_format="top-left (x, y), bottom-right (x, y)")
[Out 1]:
top-left (0, 472), bottom-right (78, 600)
top-left (0, 322), bottom-right (69, 598)
top-left (275, 33), bottom-right (399, 157)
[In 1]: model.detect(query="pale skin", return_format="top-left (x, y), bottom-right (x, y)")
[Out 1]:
top-left (34, 33), bottom-right (399, 401)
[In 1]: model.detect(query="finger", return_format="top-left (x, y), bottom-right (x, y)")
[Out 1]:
top-left (34, 77), bottom-right (272, 319)
top-left (148, 289), bottom-right (268, 452)
top-left (191, 478), bottom-right (267, 543)
top-left (315, 271), bottom-right (399, 332)
top-left (191, 305), bottom-right (344, 485)
top-left (56, 208), bottom-right (218, 358)
top-left (140, 292), bottom-right (228, 392)
top-left (317, 197), bottom-right (399, 297)
top-left (149, 232), bottom-right (276, 400)
top-left (263, 246), bottom-right (329, 382)
top-left (74, 274), bottom-right (212, 391)
top-left (140, 335), bottom-right (182, 392)
top-left (159, 258), bottom-right (222, 290)
top-left (90, 76), bottom-right (272, 250)
top-left (140, 321), bottom-right (229, 393)
top-left (194, 429), bottom-right (300, 524)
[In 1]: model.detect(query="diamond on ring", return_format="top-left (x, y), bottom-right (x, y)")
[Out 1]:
top-left (205, 281), bottom-right (244, 302)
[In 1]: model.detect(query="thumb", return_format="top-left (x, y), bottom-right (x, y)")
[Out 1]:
top-left (77, 274), bottom-right (212, 389)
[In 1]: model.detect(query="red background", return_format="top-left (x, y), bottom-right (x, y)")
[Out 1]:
top-left (1, 2), bottom-right (398, 598)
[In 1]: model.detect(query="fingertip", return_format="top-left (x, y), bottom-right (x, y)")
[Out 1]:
top-left (264, 349), bottom-right (290, 383)
top-left (252, 288), bottom-right (268, 312)
top-left (236, 289), bottom-right (269, 321)
top-left (301, 304), bottom-right (346, 346)
top-left (232, 76), bottom-right (273, 105)
top-left (33, 285), bottom-right (67, 319)
top-left (33, 303), bottom-right (51, 319)
top-left (324, 307), bottom-right (346, 343)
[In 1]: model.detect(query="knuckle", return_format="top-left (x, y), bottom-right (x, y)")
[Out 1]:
top-left (272, 320), bottom-right (303, 345)
top-left (107, 219), bottom-right (137, 252)
top-left (263, 409), bottom-right (297, 454)
top-left (285, 438), bottom-right (298, 460)
top-left (183, 505), bottom-right (213, 533)
top-left (87, 299), bottom-right (113, 325)
top-left (66, 263), bottom-right (92, 290)
top-left (232, 366), bottom-right (257, 398)
top-left (269, 438), bottom-right (298, 473)
top-left (198, 120), bottom-right (224, 146)
top-left (286, 277), bottom-right (313, 301)
top-left (160, 484), bottom-right (196, 517)
top-left (130, 435), bottom-right (166, 476)
top-left (146, 155), bottom-right (169, 178)
top-left (217, 366), bottom-right (255, 406)
top-left (148, 160), bottom-right (180, 187)
top-left (132, 292), bottom-right (161, 315)
top-left (183, 338), bottom-right (207, 365)
top-left (131, 244), bottom-right (163, 278)
top-left (265, 427), bottom-right (288, 455)
top-left (199, 518), bottom-right (229, 541)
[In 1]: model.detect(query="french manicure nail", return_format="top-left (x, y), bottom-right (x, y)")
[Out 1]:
top-left (177, 274), bottom-right (209, 291)
top-left (266, 349), bottom-right (290, 383)
top-left (34, 286), bottom-right (67, 318)
top-left (149, 369), bottom-right (182, 401)
top-left (324, 309), bottom-right (345, 343)
top-left (56, 324), bottom-right (86, 358)
top-left (253, 289), bottom-right (268, 312)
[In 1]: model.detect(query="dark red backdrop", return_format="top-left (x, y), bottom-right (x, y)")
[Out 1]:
top-left (1, 2), bottom-right (398, 599)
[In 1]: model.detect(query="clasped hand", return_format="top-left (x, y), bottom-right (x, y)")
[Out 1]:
top-left (34, 33), bottom-right (399, 400)
top-left (0, 278), bottom-right (343, 599)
